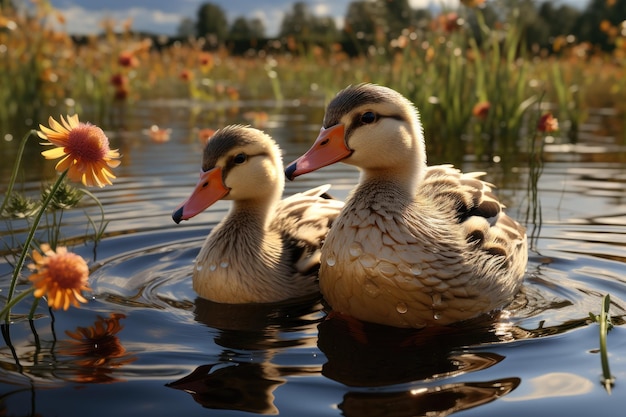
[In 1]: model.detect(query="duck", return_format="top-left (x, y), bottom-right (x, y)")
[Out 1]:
top-left (172, 125), bottom-right (344, 304)
top-left (285, 84), bottom-right (528, 328)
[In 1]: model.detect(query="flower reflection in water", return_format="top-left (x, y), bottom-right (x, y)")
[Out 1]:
top-left (57, 313), bottom-right (135, 383)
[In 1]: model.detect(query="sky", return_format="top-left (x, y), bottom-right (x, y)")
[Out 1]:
top-left (42, 0), bottom-right (590, 37)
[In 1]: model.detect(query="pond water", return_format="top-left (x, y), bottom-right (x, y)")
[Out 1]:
top-left (1, 99), bottom-right (626, 416)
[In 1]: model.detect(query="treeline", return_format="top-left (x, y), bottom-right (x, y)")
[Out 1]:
top-left (176, 0), bottom-right (626, 55)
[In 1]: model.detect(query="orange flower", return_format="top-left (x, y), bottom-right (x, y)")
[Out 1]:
top-left (537, 112), bottom-right (559, 133)
top-left (197, 128), bottom-right (216, 145)
top-left (243, 111), bottom-right (269, 128)
top-left (198, 52), bottom-right (213, 69)
top-left (28, 244), bottom-right (91, 310)
top-left (472, 101), bottom-right (491, 120)
top-left (433, 12), bottom-right (461, 33)
top-left (461, 0), bottom-right (486, 7)
top-left (179, 69), bottom-right (193, 82)
top-left (38, 115), bottom-right (121, 187)
top-left (143, 125), bottom-right (171, 143)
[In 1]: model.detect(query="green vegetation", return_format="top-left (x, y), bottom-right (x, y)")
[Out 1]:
top-left (1, 0), bottom-right (625, 160)
top-left (589, 294), bottom-right (615, 394)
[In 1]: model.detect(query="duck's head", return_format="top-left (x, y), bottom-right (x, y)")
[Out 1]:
top-left (173, 125), bottom-right (284, 223)
top-left (285, 84), bottom-right (426, 181)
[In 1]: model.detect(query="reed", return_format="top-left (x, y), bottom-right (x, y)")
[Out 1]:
top-left (589, 294), bottom-right (615, 394)
top-left (1, 2), bottom-right (624, 154)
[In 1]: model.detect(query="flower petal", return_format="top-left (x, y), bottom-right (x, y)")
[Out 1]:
top-left (42, 147), bottom-right (68, 160)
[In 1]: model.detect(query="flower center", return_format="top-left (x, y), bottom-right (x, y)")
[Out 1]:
top-left (67, 124), bottom-right (110, 162)
top-left (46, 252), bottom-right (89, 289)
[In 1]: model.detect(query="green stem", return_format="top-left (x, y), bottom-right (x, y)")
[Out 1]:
top-left (0, 130), bottom-right (36, 215)
top-left (0, 287), bottom-right (35, 321)
top-left (28, 297), bottom-right (40, 320)
top-left (599, 294), bottom-right (613, 392)
top-left (80, 188), bottom-right (107, 238)
top-left (4, 170), bottom-right (68, 323)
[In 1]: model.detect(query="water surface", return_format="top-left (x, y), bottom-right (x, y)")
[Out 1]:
top-left (1, 100), bottom-right (626, 416)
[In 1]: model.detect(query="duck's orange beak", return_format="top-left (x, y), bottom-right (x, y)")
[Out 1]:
top-left (172, 167), bottom-right (229, 224)
top-left (285, 124), bottom-right (351, 180)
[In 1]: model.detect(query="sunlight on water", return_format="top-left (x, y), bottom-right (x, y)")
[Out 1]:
top-left (1, 101), bottom-right (626, 416)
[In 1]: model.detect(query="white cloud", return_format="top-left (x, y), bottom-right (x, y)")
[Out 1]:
top-left (55, 5), bottom-right (182, 34)
top-left (409, 0), bottom-right (459, 9)
top-left (246, 8), bottom-right (285, 36)
top-left (58, 6), bottom-right (101, 34)
top-left (311, 4), bottom-right (329, 16)
top-left (146, 10), bottom-right (183, 25)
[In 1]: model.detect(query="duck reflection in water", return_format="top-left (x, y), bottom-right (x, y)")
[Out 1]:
top-left (167, 362), bottom-right (284, 415)
top-left (167, 296), bottom-right (323, 414)
top-left (318, 312), bottom-right (521, 416)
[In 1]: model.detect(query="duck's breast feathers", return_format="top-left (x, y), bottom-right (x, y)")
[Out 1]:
top-left (422, 165), bottom-right (526, 259)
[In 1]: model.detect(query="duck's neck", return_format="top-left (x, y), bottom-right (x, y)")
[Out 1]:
top-left (228, 197), bottom-right (276, 231)
top-left (359, 158), bottom-right (426, 196)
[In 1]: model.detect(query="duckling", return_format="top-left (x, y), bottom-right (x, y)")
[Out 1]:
top-left (285, 84), bottom-right (527, 328)
top-left (173, 125), bottom-right (343, 303)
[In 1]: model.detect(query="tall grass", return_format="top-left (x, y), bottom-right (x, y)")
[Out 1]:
top-left (1, 2), bottom-right (625, 155)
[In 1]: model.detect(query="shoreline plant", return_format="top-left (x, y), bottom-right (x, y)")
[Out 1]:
top-left (1, 114), bottom-right (120, 322)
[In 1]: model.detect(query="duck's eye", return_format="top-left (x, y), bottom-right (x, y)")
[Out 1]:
top-left (233, 153), bottom-right (247, 164)
top-left (361, 112), bottom-right (377, 124)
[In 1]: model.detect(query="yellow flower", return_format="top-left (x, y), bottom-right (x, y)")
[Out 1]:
top-left (28, 244), bottom-right (91, 310)
top-left (38, 115), bottom-right (121, 188)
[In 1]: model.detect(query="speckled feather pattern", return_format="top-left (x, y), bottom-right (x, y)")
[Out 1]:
top-left (306, 84), bottom-right (528, 327)
top-left (189, 126), bottom-right (343, 303)
top-left (194, 185), bottom-right (343, 303)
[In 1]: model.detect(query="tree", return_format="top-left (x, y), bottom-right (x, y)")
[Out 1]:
top-left (196, 3), bottom-right (228, 40)
top-left (248, 18), bottom-right (266, 39)
top-left (229, 16), bottom-right (266, 40)
top-left (343, 1), bottom-right (378, 44)
top-left (229, 17), bottom-right (252, 40)
top-left (279, 2), bottom-right (312, 39)
top-left (279, 2), bottom-right (338, 44)
top-left (383, 0), bottom-right (415, 39)
top-left (311, 16), bottom-right (339, 42)
top-left (574, 0), bottom-right (626, 51)
top-left (177, 17), bottom-right (196, 38)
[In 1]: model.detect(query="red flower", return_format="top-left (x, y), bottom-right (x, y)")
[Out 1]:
top-left (110, 73), bottom-right (128, 88)
top-left (118, 51), bottom-right (138, 68)
top-left (537, 113), bottom-right (559, 133)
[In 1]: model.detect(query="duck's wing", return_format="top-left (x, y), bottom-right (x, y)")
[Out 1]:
top-left (422, 165), bottom-right (527, 261)
top-left (272, 185), bottom-right (344, 274)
